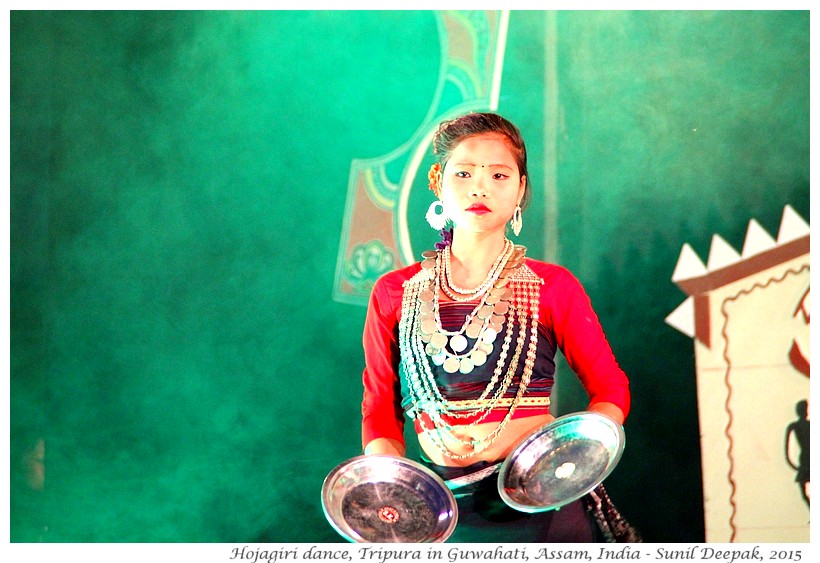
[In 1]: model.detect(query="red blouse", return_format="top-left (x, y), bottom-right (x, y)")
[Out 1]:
top-left (361, 258), bottom-right (631, 449)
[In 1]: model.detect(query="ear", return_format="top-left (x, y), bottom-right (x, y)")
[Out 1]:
top-left (517, 175), bottom-right (527, 205)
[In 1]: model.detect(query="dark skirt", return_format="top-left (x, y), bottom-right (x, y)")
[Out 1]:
top-left (422, 459), bottom-right (599, 543)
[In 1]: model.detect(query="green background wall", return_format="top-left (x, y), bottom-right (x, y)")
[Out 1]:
top-left (10, 10), bottom-right (809, 543)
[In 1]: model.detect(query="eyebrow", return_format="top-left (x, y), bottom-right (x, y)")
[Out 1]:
top-left (452, 162), bottom-right (514, 169)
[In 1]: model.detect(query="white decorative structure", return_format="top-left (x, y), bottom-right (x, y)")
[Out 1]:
top-left (666, 205), bottom-right (810, 542)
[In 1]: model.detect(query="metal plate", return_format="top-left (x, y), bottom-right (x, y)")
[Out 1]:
top-left (321, 455), bottom-right (458, 543)
top-left (498, 412), bottom-right (625, 513)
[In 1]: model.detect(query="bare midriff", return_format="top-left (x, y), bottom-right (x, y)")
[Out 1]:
top-left (418, 412), bottom-right (555, 467)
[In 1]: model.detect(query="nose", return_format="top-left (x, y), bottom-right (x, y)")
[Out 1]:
top-left (470, 176), bottom-right (489, 198)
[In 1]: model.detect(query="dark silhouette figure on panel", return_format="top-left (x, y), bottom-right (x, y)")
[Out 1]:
top-left (785, 400), bottom-right (810, 507)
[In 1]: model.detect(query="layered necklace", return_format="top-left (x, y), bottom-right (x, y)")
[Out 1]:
top-left (398, 240), bottom-right (543, 460)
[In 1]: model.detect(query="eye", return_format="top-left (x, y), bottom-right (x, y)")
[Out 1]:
top-left (455, 171), bottom-right (471, 178)
top-left (493, 173), bottom-right (510, 180)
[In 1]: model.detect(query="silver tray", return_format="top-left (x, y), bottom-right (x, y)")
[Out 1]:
top-left (498, 411), bottom-right (625, 512)
top-left (321, 455), bottom-right (457, 543)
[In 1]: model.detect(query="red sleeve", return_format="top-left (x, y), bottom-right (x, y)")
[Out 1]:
top-left (536, 263), bottom-right (631, 419)
top-left (360, 270), bottom-right (409, 449)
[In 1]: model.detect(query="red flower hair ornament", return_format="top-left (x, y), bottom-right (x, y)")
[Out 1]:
top-left (427, 162), bottom-right (442, 197)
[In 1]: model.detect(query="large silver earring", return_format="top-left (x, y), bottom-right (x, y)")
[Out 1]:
top-left (426, 201), bottom-right (448, 230)
top-left (511, 205), bottom-right (523, 236)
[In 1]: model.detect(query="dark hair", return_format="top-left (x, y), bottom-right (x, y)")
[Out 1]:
top-left (432, 112), bottom-right (531, 209)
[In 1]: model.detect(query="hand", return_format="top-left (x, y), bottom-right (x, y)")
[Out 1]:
top-left (586, 402), bottom-right (626, 425)
top-left (363, 437), bottom-right (406, 457)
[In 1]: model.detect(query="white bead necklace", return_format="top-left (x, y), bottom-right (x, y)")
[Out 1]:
top-left (441, 240), bottom-right (513, 301)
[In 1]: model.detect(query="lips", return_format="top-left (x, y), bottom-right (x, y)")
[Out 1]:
top-left (466, 203), bottom-right (491, 214)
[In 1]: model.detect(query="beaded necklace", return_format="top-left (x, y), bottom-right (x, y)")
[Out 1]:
top-left (398, 242), bottom-right (543, 460)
